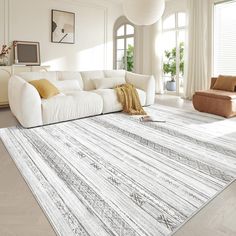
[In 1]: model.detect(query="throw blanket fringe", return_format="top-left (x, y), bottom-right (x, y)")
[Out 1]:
top-left (115, 83), bottom-right (147, 115)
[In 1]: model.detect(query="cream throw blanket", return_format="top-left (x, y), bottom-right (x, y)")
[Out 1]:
top-left (115, 83), bottom-right (146, 115)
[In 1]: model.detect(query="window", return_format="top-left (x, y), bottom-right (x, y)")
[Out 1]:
top-left (114, 21), bottom-right (135, 72)
top-left (162, 12), bottom-right (186, 95)
top-left (214, 0), bottom-right (236, 76)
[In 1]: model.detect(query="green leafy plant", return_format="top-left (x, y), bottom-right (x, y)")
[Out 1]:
top-left (0, 44), bottom-right (11, 56)
top-left (163, 42), bottom-right (184, 81)
top-left (123, 44), bottom-right (134, 72)
top-left (0, 44), bottom-right (11, 66)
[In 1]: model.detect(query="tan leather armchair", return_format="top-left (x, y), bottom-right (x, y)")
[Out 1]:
top-left (192, 78), bottom-right (236, 118)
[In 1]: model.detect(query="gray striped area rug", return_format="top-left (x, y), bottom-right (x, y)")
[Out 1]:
top-left (1, 104), bottom-right (236, 236)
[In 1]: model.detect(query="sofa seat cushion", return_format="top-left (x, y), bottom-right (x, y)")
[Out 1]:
top-left (41, 91), bottom-right (103, 125)
top-left (92, 88), bottom-right (146, 114)
top-left (195, 89), bottom-right (236, 100)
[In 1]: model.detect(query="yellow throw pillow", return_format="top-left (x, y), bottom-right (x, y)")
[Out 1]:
top-left (29, 79), bottom-right (59, 99)
top-left (213, 75), bottom-right (236, 92)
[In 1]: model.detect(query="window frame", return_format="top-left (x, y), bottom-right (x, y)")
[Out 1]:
top-left (213, 0), bottom-right (236, 76)
top-left (162, 12), bottom-right (187, 95)
top-left (113, 17), bottom-right (136, 71)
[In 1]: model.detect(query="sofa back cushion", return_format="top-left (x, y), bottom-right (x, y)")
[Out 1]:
top-left (17, 72), bottom-right (57, 82)
top-left (56, 71), bottom-right (84, 90)
top-left (104, 70), bottom-right (126, 78)
top-left (80, 70), bottom-right (105, 91)
top-left (213, 75), bottom-right (236, 92)
top-left (53, 80), bottom-right (82, 93)
top-left (92, 77), bottom-right (126, 89)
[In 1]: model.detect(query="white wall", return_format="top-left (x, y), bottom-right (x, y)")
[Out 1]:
top-left (0, 0), bottom-right (189, 74)
top-left (163, 0), bottom-right (188, 18)
top-left (141, 26), bottom-right (153, 74)
top-left (0, 0), bottom-right (122, 71)
top-left (0, 1), bottom-right (4, 44)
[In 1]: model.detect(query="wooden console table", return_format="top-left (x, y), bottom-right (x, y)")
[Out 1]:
top-left (0, 65), bottom-right (50, 107)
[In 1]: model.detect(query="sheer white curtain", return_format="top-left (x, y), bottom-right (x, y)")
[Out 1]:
top-left (184, 0), bottom-right (214, 99)
top-left (152, 19), bottom-right (164, 94)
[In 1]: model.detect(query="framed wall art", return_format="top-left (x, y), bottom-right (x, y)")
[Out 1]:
top-left (51, 10), bottom-right (75, 44)
top-left (13, 41), bottom-right (41, 65)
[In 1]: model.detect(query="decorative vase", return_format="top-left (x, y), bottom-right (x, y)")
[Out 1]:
top-left (166, 81), bottom-right (176, 91)
top-left (0, 54), bottom-right (9, 66)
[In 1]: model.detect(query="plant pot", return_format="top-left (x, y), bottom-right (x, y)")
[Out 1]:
top-left (0, 55), bottom-right (9, 66)
top-left (166, 81), bottom-right (176, 91)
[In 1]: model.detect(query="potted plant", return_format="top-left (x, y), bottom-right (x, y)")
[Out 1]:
top-left (163, 42), bottom-right (184, 91)
top-left (122, 44), bottom-right (134, 72)
top-left (0, 44), bottom-right (11, 66)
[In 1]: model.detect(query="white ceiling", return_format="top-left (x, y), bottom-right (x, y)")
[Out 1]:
top-left (108, 0), bottom-right (171, 3)
top-left (110, 0), bottom-right (122, 2)
top-left (99, 0), bottom-right (172, 7)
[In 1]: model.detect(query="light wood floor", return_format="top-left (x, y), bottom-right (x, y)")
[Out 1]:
top-left (0, 110), bottom-right (55, 235)
top-left (0, 95), bottom-right (236, 236)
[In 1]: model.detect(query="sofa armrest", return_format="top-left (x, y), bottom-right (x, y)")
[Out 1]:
top-left (8, 75), bottom-right (43, 128)
top-left (125, 72), bottom-right (155, 105)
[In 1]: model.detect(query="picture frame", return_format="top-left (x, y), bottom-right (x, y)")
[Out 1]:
top-left (13, 41), bottom-right (41, 66)
top-left (51, 9), bottom-right (75, 44)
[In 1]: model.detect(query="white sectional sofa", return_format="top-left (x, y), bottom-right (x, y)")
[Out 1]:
top-left (8, 70), bottom-right (155, 128)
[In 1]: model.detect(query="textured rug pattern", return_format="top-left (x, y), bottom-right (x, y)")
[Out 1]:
top-left (1, 105), bottom-right (236, 236)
